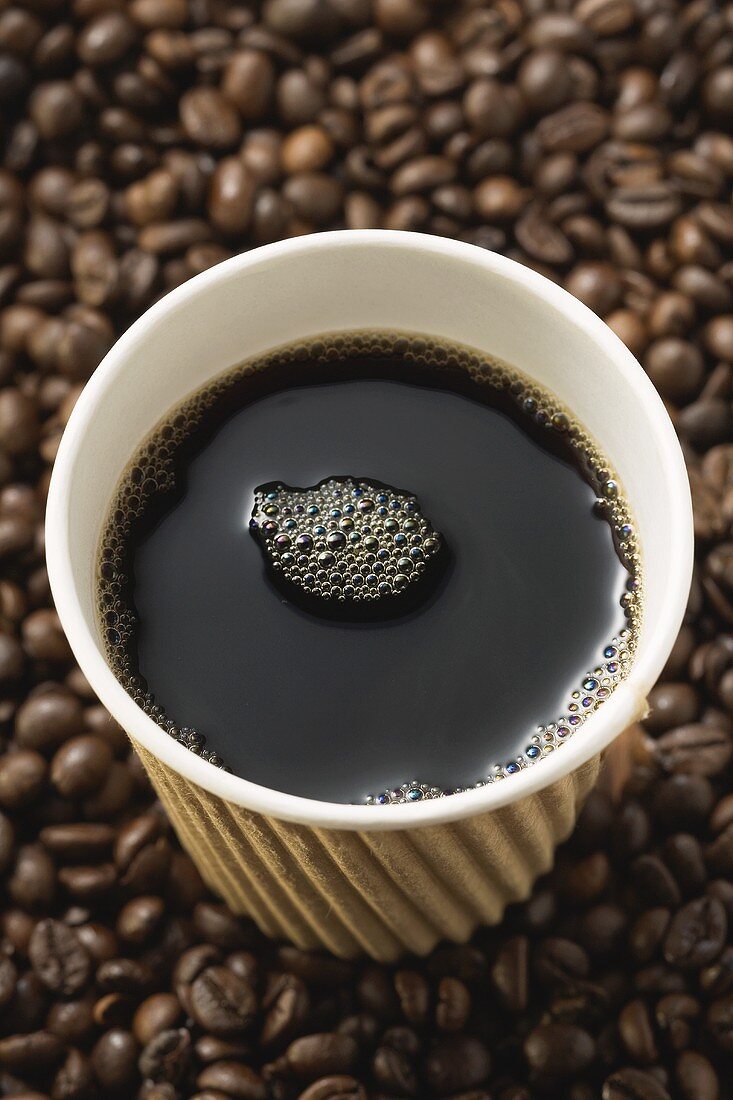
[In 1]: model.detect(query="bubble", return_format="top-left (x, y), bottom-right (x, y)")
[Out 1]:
top-left (326, 530), bottom-right (347, 551)
top-left (249, 476), bottom-right (445, 618)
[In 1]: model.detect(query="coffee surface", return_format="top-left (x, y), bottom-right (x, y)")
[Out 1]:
top-left (101, 337), bottom-right (637, 804)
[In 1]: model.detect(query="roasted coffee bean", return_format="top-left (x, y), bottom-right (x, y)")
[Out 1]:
top-left (138, 1027), bottom-right (191, 1085)
top-left (22, 609), bottom-right (72, 663)
top-left (208, 160), bottom-right (256, 237)
top-left (679, 400), bottom-right (733, 451)
top-left (663, 897), bottom-right (727, 969)
top-left (646, 683), bottom-right (700, 733)
top-left (58, 861), bottom-right (116, 899)
top-left (0, 1030), bottom-right (63, 1073)
top-left (28, 919), bottom-right (91, 995)
top-left (524, 1023), bottom-right (595, 1077)
top-left (116, 896), bottom-right (165, 947)
top-left (602, 1067), bottom-right (671, 1100)
top-left (222, 51), bottom-right (275, 120)
top-left (491, 935), bottom-right (528, 1011)
top-left (337, 1013), bottom-right (380, 1049)
top-left (4, 969), bottom-right (47, 1032)
top-left (78, 13), bottom-right (138, 66)
top-left (372, 1044), bottom-right (417, 1095)
top-left (114, 813), bottom-right (169, 884)
top-left (655, 724), bottom-right (733, 777)
top-left (675, 1050), bottom-right (719, 1100)
top-left (534, 937), bottom-right (590, 988)
top-left (94, 992), bottom-right (133, 1031)
top-left (15, 690), bottom-right (84, 753)
top-left (707, 824), bottom-right (733, 876)
top-left (629, 908), bottom-right (671, 965)
top-left (261, 972), bottom-right (309, 1047)
top-left (196, 1058), bottom-right (267, 1097)
top-left (174, 944), bottom-right (222, 1005)
top-left (644, 340), bottom-right (706, 405)
top-left (51, 735), bottom-right (113, 798)
top-left (516, 204), bottom-right (574, 266)
top-left (382, 1023), bottom-right (420, 1057)
top-left (607, 185), bottom-right (682, 230)
top-left (435, 976), bottom-right (470, 1032)
top-left (91, 1028), bottom-right (139, 1091)
top-left (52, 1045), bottom-right (95, 1098)
top-left (282, 172), bottom-right (343, 225)
top-left (424, 1034), bottom-right (491, 1095)
top-left (0, 954), bottom-right (18, 1009)
top-left (29, 81), bottom-right (83, 140)
top-left (707, 994), bottom-right (733, 1053)
top-left (0, 389), bottom-right (39, 455)
top-left (0, 631), bottom-right (24, 682)
top-left (194, 1035), bottom-right (251, 1068)
top-left (74, 924), bottom-right (117, 968)
top-left (81, 761), bottom-right (135, 819)
top-left (577, 903), bottom-right (628, 956)
top-left (618, 999), bottom-right (658, 1063)
top-left (0, 749), bottom-right (47, 810)
top-left (633, 855), bottom-right (682, 908)
top-left (166, 851), bottom-right (206, 911)
top-left (193, 903), bottom-right (249, 950)
top-left (298, 1079), bottom-right (367, 1100)
top-left (710, 794), bottom-right (733, 834)
top-left (8, 842), bottom-right (56, 909)
top-left (277, 70), bottom-right (327, 126)
top-left (518, 50), bottom-right (573, 113)
top-left (704, 893), bottom-right (732, 941)
top-left (133, 993), bottom-right (182, 1047)
top-left (565, 262), bottom-right (621, 316)
top-left (39, 821), bottom-right (114, 861)
top-left (190, 967), bottom-right (257, 1036)
top-left (394, 970), bottom-right (429, 1024)
top-left (536, 102), bottom-right (609, 153)
top-left (663, 833), bottom-right (707, 894)
top-left (46, 998), bottom-right (95, 1046)
top-left (0, 809), bottom-right (14, 874)
top-left (180, 88), bottom-right (242, 149)
top-left (656, 992), bottom-right (701, 1051)
top-left (613, 802), bottom-right (652, 858)
top-left (97, 957), bottom-right (154, 995)
top-left (286, 1033), bottom-right (359, 1080)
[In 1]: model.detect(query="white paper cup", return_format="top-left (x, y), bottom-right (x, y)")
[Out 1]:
top-left (46, 231), bottom-right (693, 961)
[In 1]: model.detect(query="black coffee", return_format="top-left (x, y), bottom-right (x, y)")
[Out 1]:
top-left (99, 333), bottom-right (640, 805)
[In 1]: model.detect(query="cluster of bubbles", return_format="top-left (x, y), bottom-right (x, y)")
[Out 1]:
top-left (250, 477), bottom-right (443, 608)
top-left (367, 629), bottom-right (636, 804)
top-left (98, 330), bottom-right (642, 792)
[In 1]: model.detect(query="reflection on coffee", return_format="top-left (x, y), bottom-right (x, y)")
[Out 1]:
top-left (98, 332), bottom-right (641, 805)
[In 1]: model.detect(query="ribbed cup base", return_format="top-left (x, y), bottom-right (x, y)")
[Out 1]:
top-left (134, 742), bottom-right (601, 962)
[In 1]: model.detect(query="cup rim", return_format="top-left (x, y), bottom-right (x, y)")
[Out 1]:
top-left (46, 230), bottom-right (693, 831)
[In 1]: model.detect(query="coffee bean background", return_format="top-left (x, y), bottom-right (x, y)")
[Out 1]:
top-left (0, 0), bottom-right (732, 1096)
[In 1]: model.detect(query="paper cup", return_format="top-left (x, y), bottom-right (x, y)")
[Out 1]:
top-left (46, 231), bottom-right (693, 961)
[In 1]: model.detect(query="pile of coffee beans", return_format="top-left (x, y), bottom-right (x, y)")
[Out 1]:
top-left (1, 0), bottom-right (733, 1095)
